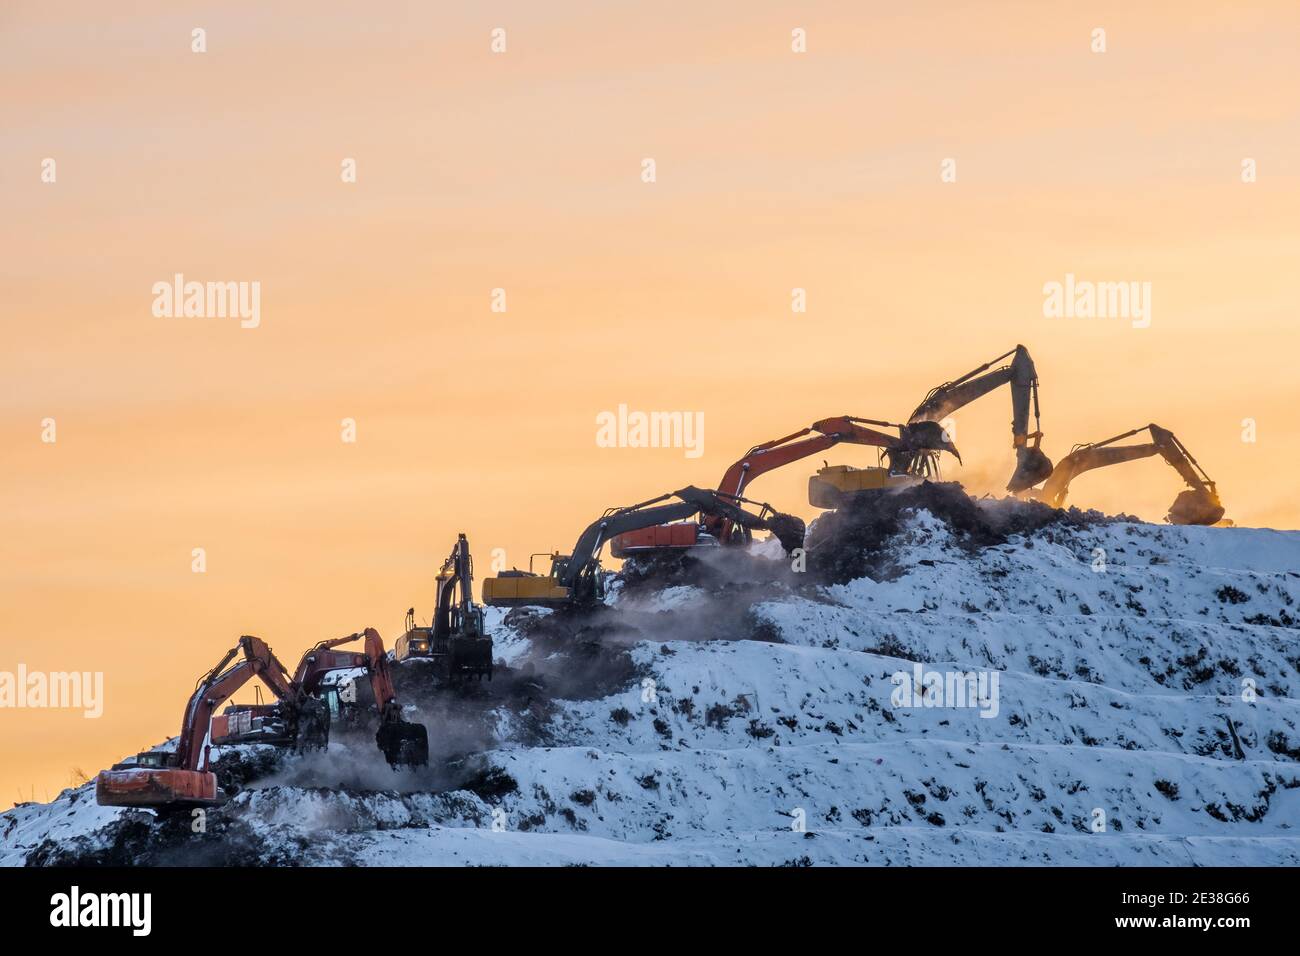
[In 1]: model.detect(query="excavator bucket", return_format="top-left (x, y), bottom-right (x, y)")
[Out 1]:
top-left (376, 719), bottom-right (429, 768)
top-left (1007, 446), bottom-right (1054, 493)
top-left (1168, 488), bottom-right (1225, 526)
top-left (294, 698), bottom-right (331, 751)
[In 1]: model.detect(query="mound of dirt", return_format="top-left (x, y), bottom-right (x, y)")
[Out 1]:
top-left (807, 481), bottom-right (1110, 585)
top-left (617, 548), bottom-right (794, 597)
top-left (26, 807), bottom-right (290, 867)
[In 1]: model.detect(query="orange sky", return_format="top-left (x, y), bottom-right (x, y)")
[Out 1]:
top-left (3, 1), bottom-right (1298, 804)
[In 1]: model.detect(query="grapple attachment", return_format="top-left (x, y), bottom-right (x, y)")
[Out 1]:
top-left (1168, 488), bottom-right (1225, 526)
top-left (1007, 445), bottom-right (1054, 493)
top-left (902, 420), bottom-right (961, 462)
top-left (376, 718), bottom-right (429, 768)
top-left (765, 512), bottom-right (807, 553)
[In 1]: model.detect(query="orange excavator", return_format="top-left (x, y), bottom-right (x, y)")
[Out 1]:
top-left (613, 416), bottom-right (960, 554)
top-left (873, 343), bottom-right (1055, 494)
top-left (483, 486), bottom-right (806, 607)
top-left (96, 630), bottom-right (428, 809)
top-left (96, 635), bottom-right (307, 808)
top-left (1032, 424), bottom-right (1226, 525)
top-left (287, 629), bottom-right (431, 763)
top-left (395, 533), bottom-right (494, 681)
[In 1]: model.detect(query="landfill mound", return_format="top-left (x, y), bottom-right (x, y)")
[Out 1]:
top-left (6, 487), bottom-right (1300, 867)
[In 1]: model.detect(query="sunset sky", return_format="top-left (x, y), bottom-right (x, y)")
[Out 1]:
top-left (3, 1), bottom-right (1298, 804)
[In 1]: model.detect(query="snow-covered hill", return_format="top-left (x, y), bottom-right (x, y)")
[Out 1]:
top-left (6, 486), bottom-right (1299, 866)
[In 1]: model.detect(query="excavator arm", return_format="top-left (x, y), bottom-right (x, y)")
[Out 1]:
top-left (360, 627), bottom-right (429, 767)
top-left (433, 533), bottom-right (476, 641)
top-left (906, 345), bottom-right (1052, 492)
top-left (1034, 424), bottom-right (1225, 525)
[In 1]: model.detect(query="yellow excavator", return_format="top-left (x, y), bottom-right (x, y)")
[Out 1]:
top-left (395, 533), bottom-right (494, 681)
top-left (1032, 423), bottom-right (1226, 525)
top-left (810, 345), bottom-right (1053, 504)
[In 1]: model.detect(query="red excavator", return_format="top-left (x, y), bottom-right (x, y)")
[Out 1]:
top-left (395, 533), bottom-right (494, 681)
top-left (96, 630), bottom-right (428, 809)
top-left (612, 416), bottom-right (960, 554)
top-left (1032, 423), bottom-right (1226, 525)
top-left (896, 344), bottom-right (1054, 493)
top-left (483, 486), bottom-right (806, 607)
top-left (285, 629), bottom-right (431, 762)
top-left (96, 635), bottom-right (309, 808)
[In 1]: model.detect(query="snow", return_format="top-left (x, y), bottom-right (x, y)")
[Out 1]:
top-left (6, 505), bottom-right (1299, 866)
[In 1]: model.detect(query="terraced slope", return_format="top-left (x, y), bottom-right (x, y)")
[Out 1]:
top-left (6, 498), bottom-right (1299, 866)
